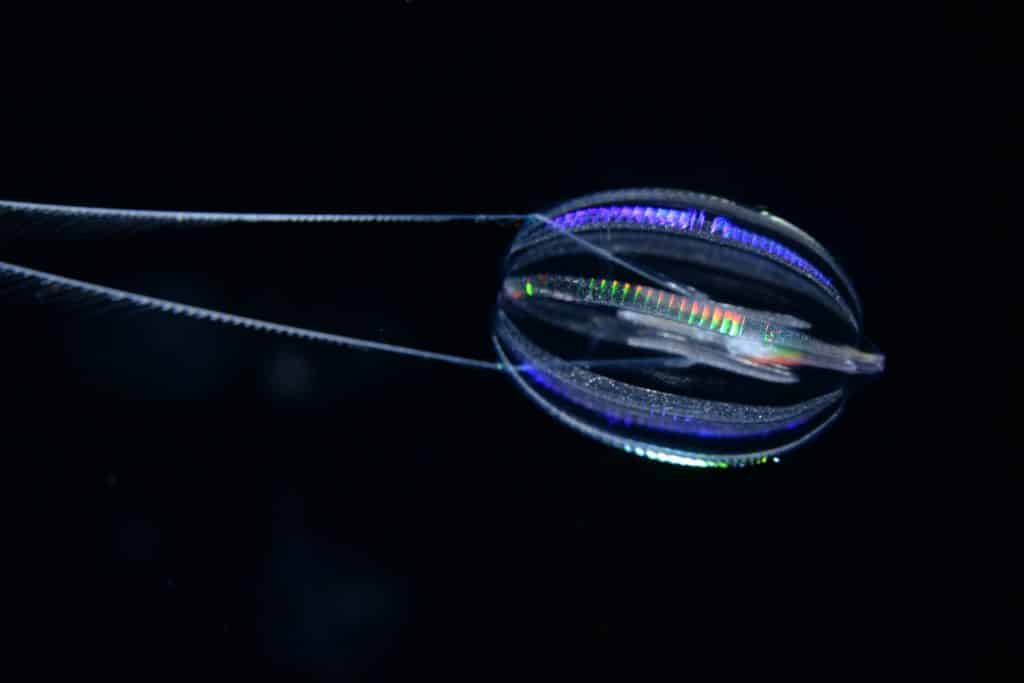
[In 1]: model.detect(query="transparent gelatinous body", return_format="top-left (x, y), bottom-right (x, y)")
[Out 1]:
top-left (1, 189), bottom-right (884, 470)
top-left (494, 189), bottom-right (884, 468)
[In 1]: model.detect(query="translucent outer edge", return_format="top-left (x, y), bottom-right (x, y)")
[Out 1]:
top-left (493, 332), bottom-right (847, 468)
top-left (531, 188), bottom-right (865, 329)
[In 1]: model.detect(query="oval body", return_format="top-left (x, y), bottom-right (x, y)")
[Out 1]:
top-left (493, 189), bottom-right (884, 467)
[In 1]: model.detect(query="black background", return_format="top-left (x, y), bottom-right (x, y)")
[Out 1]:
top-left (1, 6), bottom-right (1013, 680)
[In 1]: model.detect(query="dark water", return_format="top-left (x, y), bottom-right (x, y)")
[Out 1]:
top-left (0, 9), bottom-right (1011, 681)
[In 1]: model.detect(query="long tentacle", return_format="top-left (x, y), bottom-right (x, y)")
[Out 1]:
top-left (1, 197), bottom-right (703, 373)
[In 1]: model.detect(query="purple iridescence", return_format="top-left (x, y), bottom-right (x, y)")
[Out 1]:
top-left (550, 206), bottom-right (833, 291)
